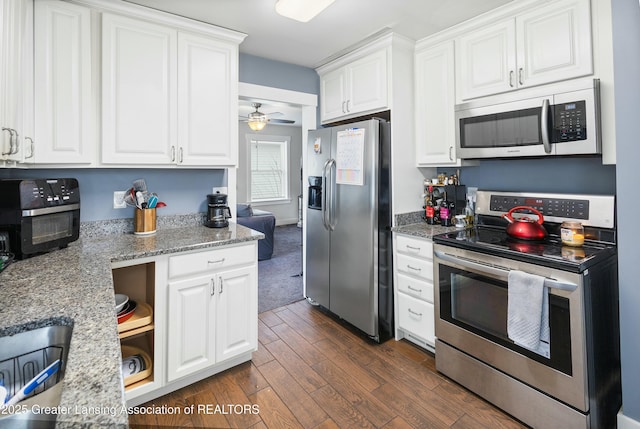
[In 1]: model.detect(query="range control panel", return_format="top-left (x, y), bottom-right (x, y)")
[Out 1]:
top-left (475, 191), bottom-right (616, 228)
top-left (489, 195), bottom-right (589, 220)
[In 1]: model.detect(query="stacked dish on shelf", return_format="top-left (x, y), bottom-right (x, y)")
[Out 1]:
top-left (114, 294), bottom-right (153, 388)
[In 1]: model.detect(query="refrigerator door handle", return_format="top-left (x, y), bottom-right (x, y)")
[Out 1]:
top-left (327, 159), bottom-right (337, 231)
top-left (322, 159), bottom-right (332, 230)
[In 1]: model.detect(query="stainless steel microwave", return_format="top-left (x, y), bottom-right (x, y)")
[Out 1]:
top-left (455, 79), bottom-right (601, 159)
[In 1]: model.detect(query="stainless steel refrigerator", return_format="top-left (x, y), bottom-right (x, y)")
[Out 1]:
top-left (305, 118), bottom-right (393, 342)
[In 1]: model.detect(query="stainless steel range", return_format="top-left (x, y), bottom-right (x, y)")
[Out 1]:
top-left (433, 191), bottom-right (620, 429)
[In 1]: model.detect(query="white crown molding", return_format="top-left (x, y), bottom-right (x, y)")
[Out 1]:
top-left (66, 0), bottom-right (247, 43)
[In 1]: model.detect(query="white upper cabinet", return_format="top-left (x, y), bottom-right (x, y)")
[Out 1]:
top-left (1, 0), bottom-right (32, 164)
top-left (101, 13), bottom-right (177, 165)
top-left (457, 20), bottom-right (516, 101)
top-left (414, 41), bottom-right (460, 166)
top-left (177, 32), bottom-right (237, 166)
top-left (319, 48), bottom-right (388, 124)
top-left (456, 0), bottom-right (593, 101)
top-left (33, 0), bottom-right (94, 164)
top-left (100, 9), bottom-right (242, 167)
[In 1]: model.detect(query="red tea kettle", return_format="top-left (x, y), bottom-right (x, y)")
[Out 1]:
top-left (502, 206), bottom-right (548, 240)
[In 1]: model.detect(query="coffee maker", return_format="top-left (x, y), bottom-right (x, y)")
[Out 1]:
top-left (205, 193), bottom-right (231, 228)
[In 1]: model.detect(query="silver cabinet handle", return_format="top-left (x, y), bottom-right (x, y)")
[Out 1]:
top-left (179, 147), bottom-right (183, 163)
top-left (408, 308), bottom-right (423, 317)
top-left (210, 278), bottom-right (215, 296)
top-left (208, 258), bottom-right (225, 264)
top-left (25, 137), bottom-right (34, 158)
top-left (407, 265), bottom-right (422, 272)
top-left (509, 70), bottom-right (514, 87)
top-left (345, 100), bottom-right (350, 112)
top-left (171, 146), bottom-right (176, 162)
top-left (341, 101), bottom-right (346, 114)
top-left (449, 146), bottom-right (454, 161)
top-left (406, 245), bottom-right (421, 251)
top-left (407, 285), bottom-right (423, 293)
top-left (219, 277), bottom-right (223, 294)
top-left (518, 68), bottom-right (524, 85)
top-left (2, 128), bottom-right (16, 155)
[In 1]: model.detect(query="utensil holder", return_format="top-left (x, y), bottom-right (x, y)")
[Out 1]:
top-left (134, 208), bottom-right (156, 235)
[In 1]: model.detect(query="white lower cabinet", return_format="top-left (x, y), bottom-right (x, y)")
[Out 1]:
top-left (393, 233), bottom-right (436, 351)
top-left (167, 264), bottom-right (257, 382)
top-left (115, 240), bottom-right (258, 405)
top-left (167, 274), bottom-right (216, 381)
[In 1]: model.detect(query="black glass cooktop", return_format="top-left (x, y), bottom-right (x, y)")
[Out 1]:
top-left (433, 226), bottom-right (616, 272)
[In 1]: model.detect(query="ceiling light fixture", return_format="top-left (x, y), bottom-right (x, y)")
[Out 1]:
top-left (275, 0), bottom-right (336, 23)
top-left (247, 103), bottom-right (268, 131)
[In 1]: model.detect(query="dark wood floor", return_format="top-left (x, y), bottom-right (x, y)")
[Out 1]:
top-left (129, 300), bottom-right (528, 428)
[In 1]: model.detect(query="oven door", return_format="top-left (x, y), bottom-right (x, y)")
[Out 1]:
top-left (433, 244), bottom-right (588, 411)
top-left (19, 205), bottom-right (80, 256)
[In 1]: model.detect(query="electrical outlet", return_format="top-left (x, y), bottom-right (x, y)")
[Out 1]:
top-left (212, 187), bottom-right (227, 195)
top-left (113, 191), bottom-right (126, 209)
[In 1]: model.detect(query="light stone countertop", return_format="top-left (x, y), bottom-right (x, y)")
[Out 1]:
top-left (0, 222), bottom-right (263, 428)
top-left (392, 222), bottom-right (461, 240)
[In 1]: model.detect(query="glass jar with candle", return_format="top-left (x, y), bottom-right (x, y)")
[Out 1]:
top-left (561, 221), bottom-right (585, 246)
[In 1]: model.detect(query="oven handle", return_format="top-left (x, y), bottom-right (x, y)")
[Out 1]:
top-left (434, 251), bottom-right (577, 292)
top-left (21, 203), bottom-right (80, 217)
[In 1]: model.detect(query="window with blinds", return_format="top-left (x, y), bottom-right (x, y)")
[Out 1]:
top-left (248, 135), bottom-right (290, 202)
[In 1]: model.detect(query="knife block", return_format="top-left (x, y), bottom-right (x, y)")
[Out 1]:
top-left (134, 208), bottom-right (156, 235)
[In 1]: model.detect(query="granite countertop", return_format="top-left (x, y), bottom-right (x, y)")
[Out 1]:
top-left (0, 222), bottom-right (263, 428)
top-left (392, 222), bottom-right (461, 240)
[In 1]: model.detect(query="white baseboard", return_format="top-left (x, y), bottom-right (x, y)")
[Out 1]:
top-left (275, 218), bottom-right (299, 226)
top-left (618, 409), bottom-right (640, 429)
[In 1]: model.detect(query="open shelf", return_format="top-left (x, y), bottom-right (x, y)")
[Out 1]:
top-left (112, 262), bottom-right (155, 392)
top-left (118, 302), bottom-right (154, 339)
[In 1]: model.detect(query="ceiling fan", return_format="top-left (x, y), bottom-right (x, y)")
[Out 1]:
top-left (240, 102), bottom-right (295, 131)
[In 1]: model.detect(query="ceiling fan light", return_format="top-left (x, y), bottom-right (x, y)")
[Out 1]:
top-left (275, 0), bottom-right (336, 22)
top-left (248, 120), bottom-right (267, 131)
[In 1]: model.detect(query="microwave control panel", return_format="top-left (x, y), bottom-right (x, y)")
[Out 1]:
top-left (552, 100), bottom-right (587, 142)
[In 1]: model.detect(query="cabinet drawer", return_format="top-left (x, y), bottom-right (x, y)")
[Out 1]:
top-left (397, 273), bottom-right (433, 303)
top-left (396, 235), bottom-right (433, 260)
top-left (397, 293), bottom-right (435, 344)
top-left (169, 244), bottom-right (254, 278)
top-left (396, 253), bottom-right (433, 282)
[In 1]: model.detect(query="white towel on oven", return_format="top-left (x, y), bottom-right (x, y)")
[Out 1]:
top-left (507, 270), bottom-right (550, 357)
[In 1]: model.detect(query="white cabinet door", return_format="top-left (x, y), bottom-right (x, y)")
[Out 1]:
top-left (346, 49), bottom-right (388, 116)
top-left (415, 41), bottom-right (460, 166)
top-left (215, 266), bottom-right (257, 362)
top-left (177, 32), bottom-right (236, 166)
top-left (457, 0), bottom-right (592, 101)
top-left (1, 0), bottom-right (31, 163)
top-left (101, 13), bottom-right (177, 164)
top-left (33, 0), bottom-right (93, 164)
top-left (516, 0), bottom-right (592, 88)
top-left (319, 67), bottom-right (346, 123)
top-left (319, 48), bottom-right (388, 123)
top-left (167, 274), bottom-right (216, 382)
top-left (457, 20), bottom-right (516, 101)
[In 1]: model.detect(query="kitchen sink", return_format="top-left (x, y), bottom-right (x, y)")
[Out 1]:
top-left (0, 322), bottom-right (73, 429)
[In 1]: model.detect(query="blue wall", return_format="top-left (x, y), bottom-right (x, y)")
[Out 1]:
top-left (5, 169), bottom-right (225, 221)
top-left (239, 53), bottom-right (319, 94)
top-left (442, 156), bottom-right (616, 195)
top-left (612, 0), bottom-right (640, 423)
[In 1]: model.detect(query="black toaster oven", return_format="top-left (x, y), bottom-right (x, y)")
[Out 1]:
top-left (0, 178), bottom-right (80, 259)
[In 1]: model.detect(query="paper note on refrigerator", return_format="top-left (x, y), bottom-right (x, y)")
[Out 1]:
top-left (336, 128), bottom-right (365, 185)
